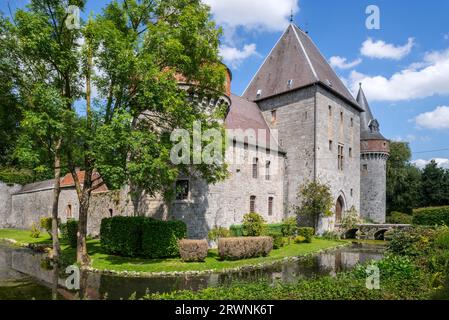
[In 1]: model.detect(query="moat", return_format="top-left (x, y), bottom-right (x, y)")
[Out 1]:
top-left (0, 241), bottom-right (385, 300)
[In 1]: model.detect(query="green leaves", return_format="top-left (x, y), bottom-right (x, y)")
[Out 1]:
top-left (295, 181), bottom-right (334, 226)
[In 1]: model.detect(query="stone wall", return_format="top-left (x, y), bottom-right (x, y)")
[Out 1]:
top-left (0, 182), bottom-right (22, 228)
top-left (258, 86), bottom-right (316, 217)
top-left (9, 188), bottom-right (53, 229)
top-left (360, 153), bottom-right (388, 223)
top-left (315, 87), bottom-right (361, 233)
top-left (169, 141), bottom-right (285, 239)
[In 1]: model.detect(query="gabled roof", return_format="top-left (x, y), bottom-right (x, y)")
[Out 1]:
top-left (60, 170), bottom-right (109, 192)
top-left (243, 24), bottom-right (360, 109)
top-left (225, 94), bottom-right (282, 152)
top-left (357, 84), bottom-right (386, 141)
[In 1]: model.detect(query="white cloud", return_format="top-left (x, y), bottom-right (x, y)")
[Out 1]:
top-left (348, 48), bottom-right (449, 102)
top-left (413, 158), bottom-right (449, 170)
top-left (219, 44), bottom-right (258, 69)
top-left (329, 56), bottom-right (362, 70)
top-left (445, 33), bottom-right (449, 41)
top-left (360, 37), bottom-right (415, 60)
top-left (203, 0), bottom-right (299, 33)
top-left (392, 134), bottom-right (417, 143)
top-left (415, 106), bottom-right (449, 130)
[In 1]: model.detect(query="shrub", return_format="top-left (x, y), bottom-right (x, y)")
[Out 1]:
top-left (294, 236), bottom-right (306, 244)
top-left (269, 233), bottom-right (285, 249)
top-left (178, 239), bottom-right (208, 262)
top-left (218, 237), bottom-right (273, 260)
top-left (231, 223), bottom-right (286, 237)
top-left (434, 226), bottom-right (449, 250)
top-left (142, 219), bottom-right (187, 259)
top-left (387, 212), bottom-right (413, 224)
top-left (297, 227), bottom-right (314, 243)
top-left (40, 217), bottom-right (59, 239)
top-left (242, 213), bottom-right (266, 237)
top-left (321, 231), bottom-right (341, 240)
top-left (61, 219), bottom-right (78, 248)
top-left (30, 223), bottom-right (40, 238)
top-left (387, 227), bottom-right (436, 257)
top-left (208, 227), bottom-right (231, 242)
top-left (340, 207), bottom-right (362, 230)
top-left (100, 217), bottom-right (146, 257)
top-left (413, 206), bottom-right (449, 226)
top-left (281, 217), bottom-right (298, 238)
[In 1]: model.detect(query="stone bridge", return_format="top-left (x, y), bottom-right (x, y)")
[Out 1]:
top-left (337, 224), bottom-right (413, 240)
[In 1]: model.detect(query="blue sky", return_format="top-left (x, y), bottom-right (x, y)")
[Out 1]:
top-left (2, 0), bottom-right (449, 167)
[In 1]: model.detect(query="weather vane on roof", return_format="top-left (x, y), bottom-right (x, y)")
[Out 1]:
top-left (290, 9), bottom-right (294, 23)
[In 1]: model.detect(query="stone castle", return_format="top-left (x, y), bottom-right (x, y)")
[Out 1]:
top-left (0, 24), bottom-right (390, 239)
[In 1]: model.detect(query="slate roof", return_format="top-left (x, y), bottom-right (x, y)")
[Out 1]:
top-left (226, 94), bottom-right (282, 152)
top-left (14, 171), bottom-right (108, 195)
top-left (15, 179), bottom-right (55, 194)
top-left (357, 84), bottom-right (387, 141)
top-left (243, 24), bottom-right (360, 110)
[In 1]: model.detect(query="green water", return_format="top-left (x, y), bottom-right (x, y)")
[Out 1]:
top-left (0, 241), bottom-right (386, 300)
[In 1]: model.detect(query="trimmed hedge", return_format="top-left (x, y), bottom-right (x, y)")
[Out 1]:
top-left (179, 239), bottom-right (208, 262)
top-left (387, 212), bottom-right (413, 225)
top-left (61, 219), bottom-right (78, 248)
top-left (413, 207), bottom-right (449, 226)
top-left (230, 223), bottom-right (285, 237)
top-left (142, 219), bottom-right (187, 259)
top-left (100, 217), bottom-right (187, 259)
top-left (218, 237), bottom-right (273, 261)
top-left (100, 216), bottom-right (146, 257)
top-left (297, 227), bottom-right (314, 243)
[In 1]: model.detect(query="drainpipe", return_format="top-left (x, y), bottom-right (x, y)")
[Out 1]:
top-left (313, 84), bottom-right (318, 182)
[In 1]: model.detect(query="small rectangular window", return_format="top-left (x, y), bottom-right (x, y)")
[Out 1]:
top-left (329, 140), bottom-right (333, 151)
top-left (363, 164), bottom-right (368, 172)
top-left (349, 147), bottom-right (353, 158)
top-left (175, 180), bottom-right (189, 201)
top-left (252, 158), bottom-right (259, 179)
top-left (351, 118), bottom-right (354, 127)
top-left (250, 196), bottom-right (256, 213)
top-left (268, 197), bottom-right (274, 216)
top-left (338, 145), bottom-right (344, 171)
top-left (328, 106), bottom-right (332, 117)
top-left (66, 205), bottom-right (72, 219)
top-left (265, 161), bottom-right (271, 181)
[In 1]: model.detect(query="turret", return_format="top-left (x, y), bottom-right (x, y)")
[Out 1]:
top-left (358, 84), bottom-right (390, 223)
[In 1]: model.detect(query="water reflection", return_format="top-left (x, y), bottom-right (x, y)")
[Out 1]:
top-left (0, 241), bottom-right (385, 300)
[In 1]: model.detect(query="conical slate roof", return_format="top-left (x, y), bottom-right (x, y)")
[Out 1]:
top-left (357, 84), bottom-right (386, 141)
top-left (243, 24), bottom-right (359, 109)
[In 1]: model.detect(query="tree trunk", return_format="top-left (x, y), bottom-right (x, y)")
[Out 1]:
top-left (76, 38), bottom-right (93, 267)
top-left (76, 190), bottom-right (91, 266)
top-left (51, 140), bottom-right (62, 261)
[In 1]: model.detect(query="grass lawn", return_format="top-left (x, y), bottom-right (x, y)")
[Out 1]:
top-left (0, 228), bottom-right (347, 274)
top-left (0, 228), bottom-right (52, 245)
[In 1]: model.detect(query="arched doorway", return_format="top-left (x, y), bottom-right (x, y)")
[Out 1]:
top-left (335, 196), bottom-right (344, 223)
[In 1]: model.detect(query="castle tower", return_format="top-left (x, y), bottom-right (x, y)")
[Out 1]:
top-left (243, 24), bottom-right (363, 228)
top-left (358, 84), bottom-right (390, 223)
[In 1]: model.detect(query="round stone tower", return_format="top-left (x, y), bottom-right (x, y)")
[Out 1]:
top-left (357, 84), bottom-right (390, 223)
